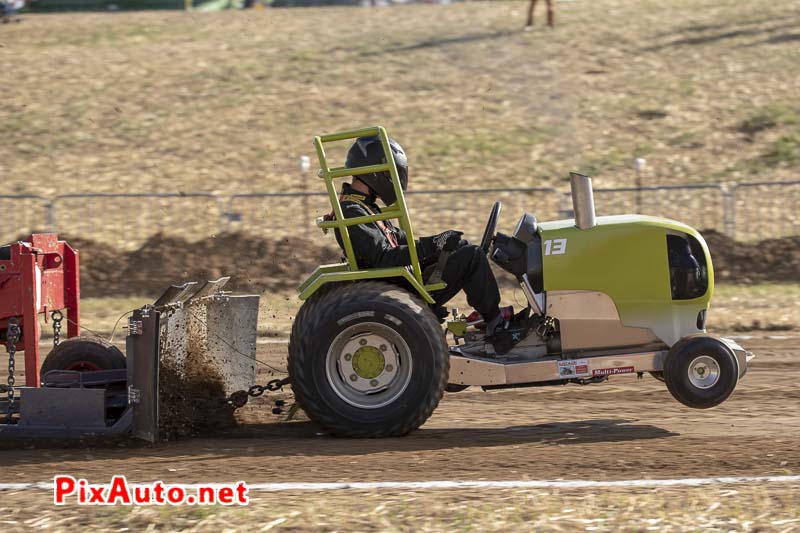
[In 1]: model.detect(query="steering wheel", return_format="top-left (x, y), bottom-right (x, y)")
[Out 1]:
top-left (479, 201), bottom-right (502, 254)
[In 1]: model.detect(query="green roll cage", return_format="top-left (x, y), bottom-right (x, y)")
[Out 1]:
top-left (298, 126), bottom-right (445, 303)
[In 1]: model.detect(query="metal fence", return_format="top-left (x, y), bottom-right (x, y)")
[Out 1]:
top-left (2, 180), bottom-right (797, 249)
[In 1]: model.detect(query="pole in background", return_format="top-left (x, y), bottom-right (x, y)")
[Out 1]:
top-left (300, 155), bottom-right (311, 238)
top-left (634, 157), bottom-right (646, 213)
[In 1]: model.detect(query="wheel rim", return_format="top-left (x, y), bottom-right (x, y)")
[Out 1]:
top-left (325, 322), bottom-right (413, 409)
top-left (687, 355), bottom-right (720, 389)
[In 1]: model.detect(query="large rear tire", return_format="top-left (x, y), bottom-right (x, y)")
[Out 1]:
top-left (663, 335), bottom-right (738, 409)
top-left (41, 337), bottom-right (126, 375)
top-left (288, 281), bottom-right (449, 437)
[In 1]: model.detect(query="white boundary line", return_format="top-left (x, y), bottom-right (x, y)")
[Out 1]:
top-left (2, 475), bottom-right (799, 492)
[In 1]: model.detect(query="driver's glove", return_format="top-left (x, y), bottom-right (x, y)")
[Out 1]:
top-left (419, 230), bottom-right (464, 263)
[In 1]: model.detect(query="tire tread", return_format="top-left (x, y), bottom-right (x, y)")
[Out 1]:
top-left (288, 281), bottom-right (449, 437)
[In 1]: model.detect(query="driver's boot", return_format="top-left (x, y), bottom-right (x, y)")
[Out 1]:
top-left (487, 308), bottom-right (533, 355)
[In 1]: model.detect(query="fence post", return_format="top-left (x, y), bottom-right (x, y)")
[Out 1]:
top-left (215, 194), bottom-right (229, 235)
top-left (300, 156), bottom-right (312, 238)
top-left (50, 197), bottom-right (60, 236)
top-left (44, 199), bottom-right (55, 233)
top-left (723, 183), bottom-right (736, 240)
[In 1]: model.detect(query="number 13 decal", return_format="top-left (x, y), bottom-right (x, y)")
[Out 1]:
top-left (544, 238), bottom-right (567, 256)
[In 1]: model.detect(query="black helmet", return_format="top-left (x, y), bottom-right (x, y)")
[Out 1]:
top-left (345, 135), bottom-right (408, 205)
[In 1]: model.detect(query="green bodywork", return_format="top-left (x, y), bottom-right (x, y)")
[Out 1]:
top-left (539, 215), bottom-right (714, 346)
top-left (299, 126), bottom-right (444, 303)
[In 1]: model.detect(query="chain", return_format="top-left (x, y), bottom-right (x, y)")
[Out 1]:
top-left (51, 310), bottom-right (63, 347)
top-left (5, 318), bottom-right (20, 421)
top-left (227, 377), bottom-right (291, 409)
top-left (535, 316), bottom-right (557, 340)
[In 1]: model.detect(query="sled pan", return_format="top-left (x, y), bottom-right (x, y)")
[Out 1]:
top-left (153, 277), bottom-right (231, 308)
top-left (156, 278), bottom-right (259, 396)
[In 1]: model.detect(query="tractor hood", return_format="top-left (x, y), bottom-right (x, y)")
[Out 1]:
top-left (538, 214), bottom-right (714, 347)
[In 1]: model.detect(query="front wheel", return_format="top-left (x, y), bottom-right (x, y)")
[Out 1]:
top-left (663, 335), bottom-right (739, 409)
top-left (288, 281), bottom-right (449, 437)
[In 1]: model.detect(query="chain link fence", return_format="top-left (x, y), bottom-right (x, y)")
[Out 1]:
top-left (589, 185), bottom-right (731, 237)
top-left (1, 180), bottom-right (797, 249)
top-left (731, 181), bottom-right (800, 241)
top-left (49, 193), bottom-right (224, 249)
top-left (0, 196), bottom-right (52, 245)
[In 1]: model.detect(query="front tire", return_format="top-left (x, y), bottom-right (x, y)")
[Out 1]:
top-left (663, 335), bottom-right (739, 409)
top-left (288, 281), bottom-right (449, 437)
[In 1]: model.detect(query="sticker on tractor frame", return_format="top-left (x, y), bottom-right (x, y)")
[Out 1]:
top-left (558, 359), bottom-right (590, 378)
top-left (543, 238), bottom-right (567, 256)
top-left (592, 366), bottom-right (635, 377)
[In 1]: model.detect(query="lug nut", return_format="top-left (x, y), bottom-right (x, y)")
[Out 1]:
top-left (350, 374), bottom-right (358, 382)
top-left (386, 365), bottom-right (393, 372)
top-left (359, 339), bottom-right (367, 346)
top-left (344, 353), bottom-right (352, 361)
top-left (379, 344), bottom-right (387, 351)
top-left (370, 379), bottom-right (379, 387)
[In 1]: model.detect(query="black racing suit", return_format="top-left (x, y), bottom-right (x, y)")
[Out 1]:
top-left (333, 183), bottom-right (501, 321)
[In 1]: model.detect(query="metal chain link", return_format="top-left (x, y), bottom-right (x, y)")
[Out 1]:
top-left (227, 377), bottom-right (291, 409)
top-left (5, 318), bottom-right (20, 421)
top-left (51, 310), bottom-right (63, 347)
top-left (535, 316), bottom-right (557, 340)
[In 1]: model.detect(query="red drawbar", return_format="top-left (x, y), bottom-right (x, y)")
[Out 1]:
top-left (0, 234), bottom-right (80, 387)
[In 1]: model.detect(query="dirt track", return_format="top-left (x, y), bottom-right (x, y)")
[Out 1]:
top-left (1, 337), bottom-right (797, 484)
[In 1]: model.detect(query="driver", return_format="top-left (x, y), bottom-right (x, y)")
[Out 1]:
top-left (330, 135), bottom-right (518, 354)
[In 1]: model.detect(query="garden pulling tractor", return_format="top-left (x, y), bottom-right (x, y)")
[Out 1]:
top-left (288, 126), bottom-right (755, 438)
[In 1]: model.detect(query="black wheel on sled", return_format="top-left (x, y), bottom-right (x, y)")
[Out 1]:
top-left (41, 337), bottom-right (126, 376)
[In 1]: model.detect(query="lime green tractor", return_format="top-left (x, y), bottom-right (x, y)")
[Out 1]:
top-left (288, 126), bottom-right (754, 437)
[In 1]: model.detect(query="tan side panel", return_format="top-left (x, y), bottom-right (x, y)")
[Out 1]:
top-left (548, 291), bottom-right (660, 351)
top-left (449, 351), bottom-right (666, 386)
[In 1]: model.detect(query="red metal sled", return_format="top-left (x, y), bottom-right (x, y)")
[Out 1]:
top-left (0, 234), bottom-right (80, 387)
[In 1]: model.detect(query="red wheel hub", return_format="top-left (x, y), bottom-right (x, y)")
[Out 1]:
top-left (65, 361), bottom-right (101, 372)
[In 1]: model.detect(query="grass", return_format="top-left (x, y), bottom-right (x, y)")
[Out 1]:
top-left (1, 0), bottom-right (800, 198)
top-left (2, 484), bottom-right (798, 531)
top-left (75, 283), bottom-right (800, 338)
top-left (738, 103), bottom-right (800, 138)
top-left (712, 283), bottom-right (800, 331)
top-left (762, 134), bottom-right (800, 167)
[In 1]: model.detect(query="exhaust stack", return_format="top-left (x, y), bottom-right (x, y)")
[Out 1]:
top-left (570, 172), bottom-right (597, 230)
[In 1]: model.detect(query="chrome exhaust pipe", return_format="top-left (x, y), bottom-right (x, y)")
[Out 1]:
top-left (570, 172), bottom-right (597, 230)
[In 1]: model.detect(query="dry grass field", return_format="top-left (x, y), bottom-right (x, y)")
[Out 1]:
top-left (2, 484), bottom-right (799, 531)
top-left (1, 0), bottom-right (799, 198)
